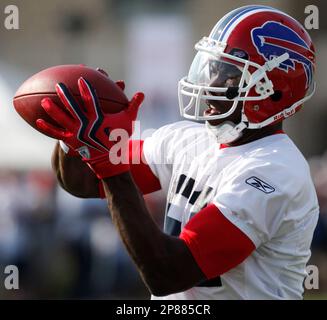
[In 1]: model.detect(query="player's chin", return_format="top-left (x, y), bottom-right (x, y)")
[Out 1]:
top-left (203, 108), bottom-right (225, 126)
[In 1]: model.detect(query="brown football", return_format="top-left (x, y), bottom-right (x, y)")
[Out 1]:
top-left (13, 65), bottom-right (128, 137)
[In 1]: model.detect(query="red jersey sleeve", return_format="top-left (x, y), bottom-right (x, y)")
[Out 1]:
top-left (179, 203), bottom-right (255, 279)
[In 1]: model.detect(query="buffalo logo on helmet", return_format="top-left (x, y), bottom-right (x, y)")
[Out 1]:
top-left (251, 21), bottom-right (314, 88)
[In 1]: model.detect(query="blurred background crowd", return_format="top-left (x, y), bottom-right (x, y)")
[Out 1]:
top-left (0, 0), bottom-right (326, 299)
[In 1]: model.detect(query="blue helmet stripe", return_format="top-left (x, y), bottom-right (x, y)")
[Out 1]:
top-left (209, 5), bottom-right (278, 42)
top-left (209, 6), bottom-right (252, 40)
top-left (218, 5), bottom-right (277, 41)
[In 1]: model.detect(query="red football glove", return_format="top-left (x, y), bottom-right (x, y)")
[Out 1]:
top-left (57, 68), bottom-right (125, 157)
top-left (36, 77), bottom-right (144, 179)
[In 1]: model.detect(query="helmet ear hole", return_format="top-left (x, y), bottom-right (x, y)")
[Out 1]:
top-left (270, 90), bottom-right (283, 102)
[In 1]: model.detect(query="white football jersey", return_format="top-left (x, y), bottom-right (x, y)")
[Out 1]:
top-left (143, 121), bottom-right (319, 300)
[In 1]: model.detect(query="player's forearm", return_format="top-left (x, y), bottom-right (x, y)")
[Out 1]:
top-left (52, 142), bottom-right (100, 198)
top-left (51, 140), bottom-right (160, 199)
top-left (102, 172), bottom-right (205, 296)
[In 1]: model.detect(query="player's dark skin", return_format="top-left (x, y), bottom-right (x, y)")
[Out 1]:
top-left (52, 75), bottom-right (282, 296)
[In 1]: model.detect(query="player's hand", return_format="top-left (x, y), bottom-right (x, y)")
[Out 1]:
top-left (36, 77), bottom-right (144, 178)
top-left (48, 67), bottom-right (125, 157)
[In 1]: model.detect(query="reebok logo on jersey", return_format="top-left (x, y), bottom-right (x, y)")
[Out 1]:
top-left (245, 176), bottom-right (275, 194)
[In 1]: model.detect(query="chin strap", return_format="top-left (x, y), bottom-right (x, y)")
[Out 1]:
top-left (205, 121), bottom-right (248, 144)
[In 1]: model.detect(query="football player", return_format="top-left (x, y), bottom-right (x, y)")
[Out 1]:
top-left (38, 5), bottom-right (319, 299)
